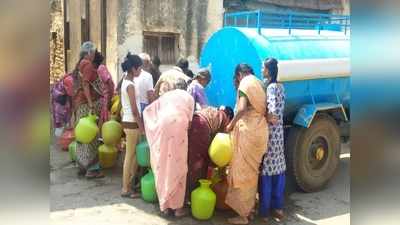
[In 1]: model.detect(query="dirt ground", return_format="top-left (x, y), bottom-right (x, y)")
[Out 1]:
top-left (50, 140), bottom-right (349, 225)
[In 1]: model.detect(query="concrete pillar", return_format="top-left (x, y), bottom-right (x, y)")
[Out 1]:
top-left (117, 0), bottom-right (144, 80)
top-left (342, 0), bottom-right (350, 14)
top-left (206, 0), bottom-right (224, 39)
top-left (106, 0), bottom-right (119, 85)
top-left (89, 0), bottom-right (102, 51)
top-left (68, 0), bottom-right (81, 71)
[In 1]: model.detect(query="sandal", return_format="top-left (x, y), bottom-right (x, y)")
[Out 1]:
top-left (121, 192), bottom-right (141, 199)
top-left (86, 171), bottom-right (105, 179)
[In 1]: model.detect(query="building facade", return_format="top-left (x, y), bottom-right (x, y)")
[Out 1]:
top-left (50, 0), bottom-right (349, 84)
top-left (54, 0), bottom-right (223, 84)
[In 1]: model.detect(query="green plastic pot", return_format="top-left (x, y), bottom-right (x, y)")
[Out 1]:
top-left (75, 114), bottom-right (99, 144)
top-left (101, 118), bottom-right (122, 145)
top-left (136, 138), bottom-right (150, 167)
top-left (191, 179), bottom-right (216, 220)
top-left (141, 169), bottom-right (157, 202)
top-left (68, 141), bottom-right (77, 162)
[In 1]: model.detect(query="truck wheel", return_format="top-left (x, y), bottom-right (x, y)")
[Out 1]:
top-left (286, 114), bottom-right (341, 192)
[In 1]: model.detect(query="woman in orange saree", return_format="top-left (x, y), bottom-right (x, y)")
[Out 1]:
top-left (225, 63), bottom-right (268, 224)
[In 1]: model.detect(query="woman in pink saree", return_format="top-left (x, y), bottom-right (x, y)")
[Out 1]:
top-left (143, 82), bottom-right (194, 217)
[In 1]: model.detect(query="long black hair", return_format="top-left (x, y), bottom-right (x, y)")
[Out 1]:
top-left (117, 52), bottom-right (143, 93)
top-left (263, 57), bottom-right (278, 83)
top-left (233, 63), bottom-right (254, 89)
top-left (92, 50), bottom-right (104, 68)
top-left (223, 106), bottom-right (234, 120)
top-left (234, 63), bottom-right (254, 79)
top-left (176, 58), bottom-right (189, 70)
top-left (152, 55), bottom-right (161, 67)
top-left (121, 52), bottom-right (143, 73)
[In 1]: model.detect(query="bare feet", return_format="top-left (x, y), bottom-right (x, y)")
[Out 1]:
top-left (261, 217), bottom-right (269, 223)
top-left (227, 216), bottom-right (249, 225)
top-left (272, 209), bottom-right (284, 222)
top-left (161, 209), bottom-right (170, 217)
top-left (121, 191), bottom-right (140, 199)
top-left (174, 208), bottom-right (188, 218)
top-left (248, 209), bottom-right (256, 221)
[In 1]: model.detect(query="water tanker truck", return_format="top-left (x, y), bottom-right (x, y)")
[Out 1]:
top-left (200, 10), bottom-right (350, 192)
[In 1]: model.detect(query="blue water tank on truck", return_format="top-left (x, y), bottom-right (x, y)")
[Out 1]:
top-left (200, 10), bottom-right (350, 192)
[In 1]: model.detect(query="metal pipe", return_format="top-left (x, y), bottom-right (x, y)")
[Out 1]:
top-left (257, 10), bottom-right (261, 34)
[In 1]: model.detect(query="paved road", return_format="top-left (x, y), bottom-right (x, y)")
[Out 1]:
top-left (50, 142), bottom-right (349, 225)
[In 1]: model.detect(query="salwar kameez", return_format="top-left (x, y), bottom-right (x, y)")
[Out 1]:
top-left (259, 82), bottom-right (286, 217)
top-left (258, 173), bottom-right (285, 217)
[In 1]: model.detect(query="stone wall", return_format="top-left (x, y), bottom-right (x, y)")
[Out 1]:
top-left (51, 0), bottom-right (224, 83)
top-left (116, 0), bottom-right (223, 80)
top-left (50, 0), bottom-right (65, 84)
top-left (106, 0), bottom-right (119, 85)
top-left (331, 0), bottom-right (350, 14)
top-left (117, 0), bottom-right (145, 79)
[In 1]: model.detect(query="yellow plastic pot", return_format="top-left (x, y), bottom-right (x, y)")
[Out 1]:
top-left (110, 95), bottom-right (121, 115)
top-left (101, 118), bottom-right (122, 145)
top-left (208, 133), bottom-right (233, 167)
top-left (75, 114), bottom-right (99, 144)
top-left (98, 144), bottom-right (118, 168)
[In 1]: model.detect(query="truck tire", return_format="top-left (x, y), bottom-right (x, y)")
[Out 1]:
top-left (286, 114), bottom-right (341, 192)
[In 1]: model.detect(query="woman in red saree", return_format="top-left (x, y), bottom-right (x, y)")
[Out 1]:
top-left (186, 106), bottom-right (233, 195)
top-left (64, 41), bottom-right (105, 179)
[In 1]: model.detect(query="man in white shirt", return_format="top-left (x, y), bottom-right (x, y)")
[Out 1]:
top-left (134, 53), bottom-right (155, 115)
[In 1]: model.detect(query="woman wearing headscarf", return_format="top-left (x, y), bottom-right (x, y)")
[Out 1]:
top-left (259, 58), bottom-right (286, 222)
top-left (186, 106), bottom-right (234, 195)
top-left (64, 41), bottom-right (105, 179)
top-left (225, 63), bottom-right (268, 224)
top-left (143, 79), bottom-right (194, 217)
